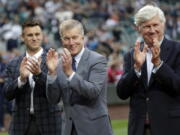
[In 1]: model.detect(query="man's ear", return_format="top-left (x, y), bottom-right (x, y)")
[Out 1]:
top-left (135, 25), bottom-right (141, 33)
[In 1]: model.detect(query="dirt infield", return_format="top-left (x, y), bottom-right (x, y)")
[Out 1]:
top-left (108, 104), bottom-right (129, 120)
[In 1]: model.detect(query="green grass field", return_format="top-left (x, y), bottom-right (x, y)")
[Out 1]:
top-left (0, 120), bottom-right (128, 135)
top-left (112, 120), bottom-right (128, 135)
top-left (0, 133), bottom-right (6, 135)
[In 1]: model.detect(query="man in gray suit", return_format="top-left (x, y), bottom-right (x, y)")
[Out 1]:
top-left (46, 19), bottom-right (113, 135)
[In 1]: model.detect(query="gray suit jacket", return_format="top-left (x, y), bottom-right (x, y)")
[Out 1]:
top-left (47, 48), bottom-right (113, 135)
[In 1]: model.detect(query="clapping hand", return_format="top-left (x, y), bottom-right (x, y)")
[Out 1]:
top-left (133, 40), bottom-right (148, 71)
top-left (26, 57), bottom-right (42, 75)
top-left (19, 57), bottom-right (31, 82)
top-left (150, 38), bottom-right (161, 67)
top-left (46, 48), bottom-right (59, 75)
top-left (61, 48), bottom-right (73, 77)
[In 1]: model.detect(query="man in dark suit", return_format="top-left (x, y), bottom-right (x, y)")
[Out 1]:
top-left (116, 4), bottom-right (180, 135)
top-left (46, 19), bottom-right (113, 135)
top-left (3, 19), bottom-right (61, 135)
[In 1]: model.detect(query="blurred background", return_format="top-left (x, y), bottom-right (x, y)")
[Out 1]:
top-left (0, 0), bottom-right (179, 135)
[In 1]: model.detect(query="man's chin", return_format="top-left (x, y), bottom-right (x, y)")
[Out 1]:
top-left (29, 47), bottom-right (41, 51)
top-left (70, 50), bottom-right (76, 55)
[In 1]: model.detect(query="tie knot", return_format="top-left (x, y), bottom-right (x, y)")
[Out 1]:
top-left (72, 57), bottom-right (76, 62)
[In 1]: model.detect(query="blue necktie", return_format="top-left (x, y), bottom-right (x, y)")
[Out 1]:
top-left (72, 57), bottom-right (76, 71)
top-left (70, 57), bottom-right (78, 105)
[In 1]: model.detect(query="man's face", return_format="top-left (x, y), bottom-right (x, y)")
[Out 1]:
top-left (138, 15), bottom-right (165, 46)
top-left (22, 26), bottom-right (43, 52)
top-left (61, 27), bottom-right (84, 57)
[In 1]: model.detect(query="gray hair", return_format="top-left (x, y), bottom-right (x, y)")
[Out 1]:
top-left (59, 19), bottom-right (84, 37)
top-left (134, 5), bottom-right (166, 26)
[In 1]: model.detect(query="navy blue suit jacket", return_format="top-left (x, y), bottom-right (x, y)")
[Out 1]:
top-left (117, 38), bottom-right (180, 135)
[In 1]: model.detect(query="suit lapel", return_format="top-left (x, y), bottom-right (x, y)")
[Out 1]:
top-left (159, 38), bottom-right (170, 63)
top-left (76, 48), bottom-right (89, 75)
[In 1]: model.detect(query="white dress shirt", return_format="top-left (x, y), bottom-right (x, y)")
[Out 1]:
top-left (146, 49), bottom-right (154, 84)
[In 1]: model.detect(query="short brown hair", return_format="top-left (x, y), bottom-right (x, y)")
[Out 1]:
top-left (22, 18), bottom-right (43, 30)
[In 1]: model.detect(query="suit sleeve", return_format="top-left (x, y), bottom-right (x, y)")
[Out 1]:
top-left (46, 73), bottom-right (62, 104)
top-left (3, 62), bottom-right (27, 101)
top-left (153, 46), bottom-right (180, 94)
top-left (69, 55), bottom-right (107, 100)
top-left (116, 51), bottom-right (141, 100)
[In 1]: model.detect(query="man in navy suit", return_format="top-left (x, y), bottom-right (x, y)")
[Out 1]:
top-left (3, 19), bottom-right (61, 135)
top-left (116, 4), bottom-right (180, 135)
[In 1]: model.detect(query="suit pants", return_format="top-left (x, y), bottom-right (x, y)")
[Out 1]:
top-left (71, 123), bottom-right (78, 135)
top-left (25, 114), bottom-right (41, 135)
top-left (144, 124), bottom-right (151, 135)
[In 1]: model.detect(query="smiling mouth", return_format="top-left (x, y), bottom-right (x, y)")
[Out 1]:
top-left (70, 47), bottom-right (76, 50)
top-left (32, 42), bottom-right (40, 45)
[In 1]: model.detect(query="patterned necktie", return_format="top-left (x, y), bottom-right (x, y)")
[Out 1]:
top-left (72, 57), bottom-right (76, 71)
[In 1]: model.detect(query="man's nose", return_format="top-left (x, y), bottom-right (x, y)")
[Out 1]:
top-left (32, 35), bottom-right (37, 40)
top-left (69, 38), bottom-right (74, 44)
top-left (149, 26), bottom-right (156, 33)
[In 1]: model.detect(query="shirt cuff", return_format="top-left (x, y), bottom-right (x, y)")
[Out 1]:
top-left (47, 74), bottom-right (57, 84)
top-left (134, 69), bottom-right (141, 78)
top-left (18, 77), bottom-right (27, 88)
top-left (152, 61), bottom-right (163, 74)
top-left (67, 72), bottom-right (75, 81)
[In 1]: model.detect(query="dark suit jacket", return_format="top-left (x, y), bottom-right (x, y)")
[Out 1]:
top-left (47, 48), bottom-right (113, 135)
top-left (117, 38), bottom-right (180, 135)
top-left (3, 50), bottom-right (62, 135)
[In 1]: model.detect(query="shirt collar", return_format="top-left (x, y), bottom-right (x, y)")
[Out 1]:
top-left (26, 48), bottom-right (43, 59)
top-left (73, 47), bottom-right (85, 64)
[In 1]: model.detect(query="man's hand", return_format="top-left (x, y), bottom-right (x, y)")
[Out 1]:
top-left (134, 41), bottom-right (148, 71)
top-left (46, 48), bottom-right (59, 75)
top-left (19, 57), bottom-right (30, 82)
top-left (61, 48), bottom-right (73, 77)
top-left (150, 38), bottom-right (161, 67)
top-left (26, 57), bottom-right (42, 75)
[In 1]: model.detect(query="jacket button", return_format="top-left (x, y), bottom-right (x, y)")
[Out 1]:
top-left (69, 117), bottom-right (72, 120)
top-left (146, 97), bottom-right (149, 101)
